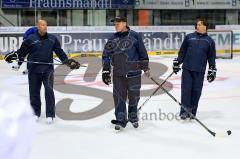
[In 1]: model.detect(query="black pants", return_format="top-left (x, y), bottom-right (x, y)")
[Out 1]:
top-left (180, 69), bottom-right (205, 116)
top-left (28, 71), bottom-right (55, 117)
top-left (113, 75), bottom-right (141, 124)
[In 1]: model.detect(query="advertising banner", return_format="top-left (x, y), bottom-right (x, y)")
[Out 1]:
top-left (2, 0), bottom-right (135, 9)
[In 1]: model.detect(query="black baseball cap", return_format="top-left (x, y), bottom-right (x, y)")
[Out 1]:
top-left (111, 15), bottom-right (127, 23)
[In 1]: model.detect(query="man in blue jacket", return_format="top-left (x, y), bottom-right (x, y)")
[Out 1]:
top-left (173, 19), bottom-right (217, 120)
top-left (102, 16), bottom-right (150, 130)
top-left (5, 19), bottom-right (80, 124)
top-left (23, 26), bottom-right (38, 40)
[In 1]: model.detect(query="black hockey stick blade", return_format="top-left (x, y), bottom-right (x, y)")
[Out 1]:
top-left (209, 129), bottom-right (232, 137)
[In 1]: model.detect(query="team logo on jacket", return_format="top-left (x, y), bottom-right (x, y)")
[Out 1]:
top-left (189, 38), bottom-right (197, 40)
top-left (104, 40), bottom-right (117, 51)
top-left (32, 40), bottom-right (41, 45)
top-left (119, 39), bottom-right (133, 51)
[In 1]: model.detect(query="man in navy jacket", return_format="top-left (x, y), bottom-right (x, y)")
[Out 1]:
top-left (5, 19), bottom-right (80, 124)
top-left (102, 16), bottom-right (150, 130)
top-left (173, 19), bottom-right (217, 120)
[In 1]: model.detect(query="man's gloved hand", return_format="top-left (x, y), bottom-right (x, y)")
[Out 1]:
top-left (144, 68), bottom-right (150, 78)
top-left (207, 65), bottom-right (217, 83)
top-left (102, 70), bottom-right (111, 85)
top-left (173, 58), bottom-right (181, 74)
top-left (4, 51), bottom-right (18, 63)
top-left (64, 59), bottom-right (80, 69)
top-left (138, 60), bottom-right (150, 77)
top-left (12, 64), bottom-right (20, 71)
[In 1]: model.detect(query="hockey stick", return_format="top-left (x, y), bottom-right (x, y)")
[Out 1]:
top-left (16, 60), bottom-right (63, 65)
top-left (16, 60), bottom-right (87, 67)
top-left (150, 77), bottom-right (232, 137)
top-left (138, 71), bottom-right (174, 111)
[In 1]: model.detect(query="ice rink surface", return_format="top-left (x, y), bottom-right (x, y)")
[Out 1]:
top-left (0, 56), bottom-right (239, 159)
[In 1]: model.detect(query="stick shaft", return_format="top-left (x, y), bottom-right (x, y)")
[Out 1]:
top-left (16, 60), bottom-right (87, 67)
top-left (138, 72), bottom-right (174, 111)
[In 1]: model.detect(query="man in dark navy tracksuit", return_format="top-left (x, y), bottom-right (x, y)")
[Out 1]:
top-left (102, 16), bottom-right (150, 130)
top-left (173, 19), bottom-right (217, 120)
top-left (5, 20), bottom-right (80, 124)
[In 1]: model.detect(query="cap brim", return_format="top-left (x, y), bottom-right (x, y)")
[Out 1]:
top-left (111, 19), bottom-right (126, 23)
